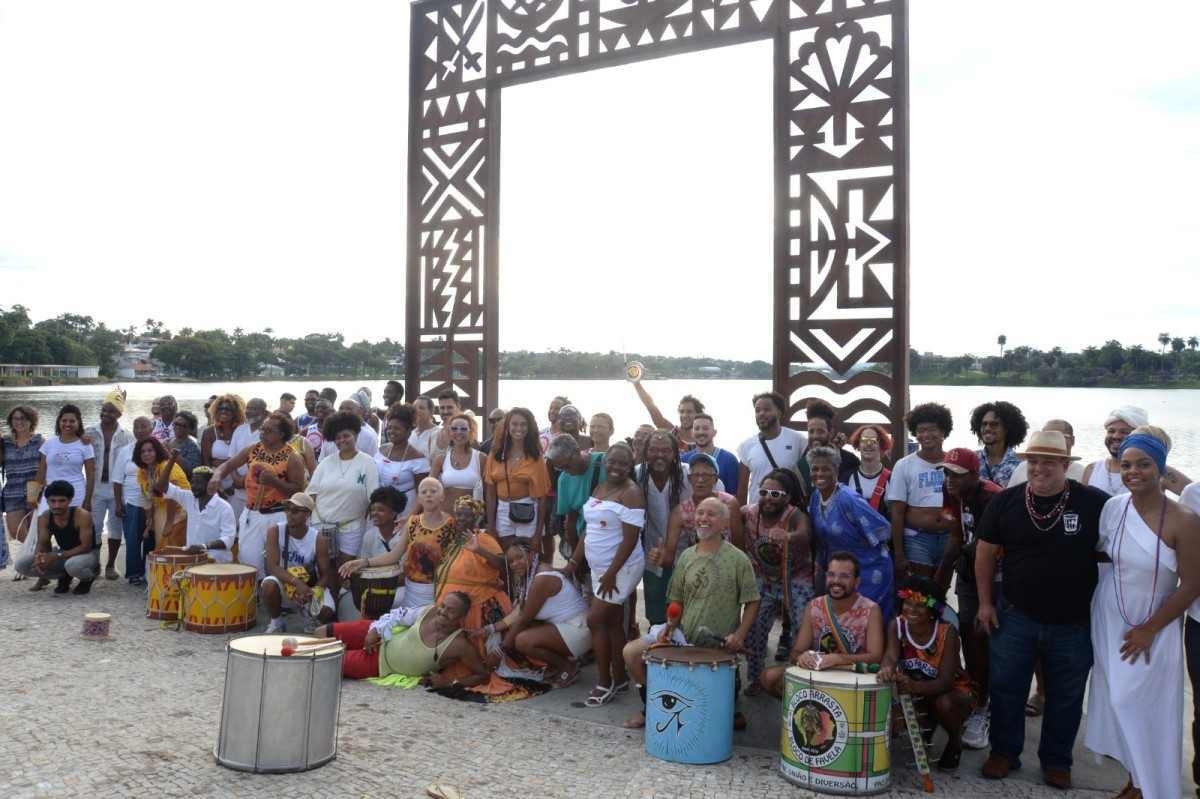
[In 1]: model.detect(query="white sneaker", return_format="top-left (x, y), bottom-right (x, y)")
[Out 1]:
top-left (266, 617), bottom-right (287, 634)
top-left (962, 708), bottom-right (989, 750)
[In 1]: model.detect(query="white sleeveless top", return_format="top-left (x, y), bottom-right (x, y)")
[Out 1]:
top-left (441, 448), bottom-right (482, 492)
top-left (534, 570), bottom-right (589, 623)
top-left (1087, 459), bottom-right (1127, 496)
top-left (211, 435), bottom-right (232, 461)
top-left (582, 498), bottom-right (646, 571)
top-left (275, 522), bottom-right (319, 570)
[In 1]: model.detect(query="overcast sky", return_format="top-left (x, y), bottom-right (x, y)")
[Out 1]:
top-left (1, 1), bottom-right (1197, 361)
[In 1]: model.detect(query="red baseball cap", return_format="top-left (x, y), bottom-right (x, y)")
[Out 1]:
top-left (936, 448), bottom-right (979, 475)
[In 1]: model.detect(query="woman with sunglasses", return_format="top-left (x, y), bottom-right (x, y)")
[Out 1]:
top-left (431, 412), bottom-right (484, 511)
top-left (741, 468), bottom-right (813, 690)
top-left (807, 445), bottom-right (894, 620)
top-left (201, 394), bottom-right (245, 497)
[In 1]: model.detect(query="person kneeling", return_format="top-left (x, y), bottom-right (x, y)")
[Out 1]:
top-left (316, 591), bottom-right (489, 687)
top-left (14, 480), bottom-right (100, 594)
top-left (622, 497), bottom-right (760, 729)
top-left (878, 576), bottom-right (976, 772)
top-left (760, 551), bottom-right (884, 697)
top-left (261, 493), bottom-right (336, 633)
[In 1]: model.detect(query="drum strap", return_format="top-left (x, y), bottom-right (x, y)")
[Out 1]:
top-left (820, 596), bottom-right (854, 656)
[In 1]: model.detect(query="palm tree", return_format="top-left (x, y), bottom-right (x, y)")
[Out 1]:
top-left (1158, 332), bottom-right (1170, 356)
top-left (1188, 336), bottom-right (1198, 351)
top-left (997, 334), bottom-right (1007, 357)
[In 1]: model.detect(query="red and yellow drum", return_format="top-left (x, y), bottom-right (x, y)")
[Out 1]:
top-left (147, 547), bottom-right (209, 621)
top-left (178, 563), bottom-right (258, 634)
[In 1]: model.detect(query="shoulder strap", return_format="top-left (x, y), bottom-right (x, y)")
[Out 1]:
top-left (588, 456), bottom-right (603, 495)
top-left (821, 595), bottom-right (854, 655)
top-left (868, 470), bottom-right (889, 509)
top-left (758, 435), bottom-right (779, 469)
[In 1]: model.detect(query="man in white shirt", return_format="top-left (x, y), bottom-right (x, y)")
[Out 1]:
top-left (85, 393), bottom-right (135, 580)
top-left (229, 398), bottom-right (267, 522)
top-left (112, 416), bottom-right (153, 585)
top-left (1007, 420), bottom-right (1085, 487)
top-left (154, 457), bottom-right (236, 562)
top-left (410, 396), bottom-right (441, 458)
top-left (318, 399), bottom-right (380, 459)
top-left (736, 391), bottom-right (806, 506)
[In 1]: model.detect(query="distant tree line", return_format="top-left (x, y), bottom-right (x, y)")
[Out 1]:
top-left (4, 305), bottom-right (1199, 386)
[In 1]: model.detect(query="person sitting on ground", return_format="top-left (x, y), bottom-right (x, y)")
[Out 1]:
top-left (622, 496), bottom-right (760, 730)
top-left (14, 480), bottom-right (99, 594)
top-left (879, 576), bottom-right (977, 772)
top-left (495, 542), bottom-right (592, 688)
top-left (153, 455), bottom-right (236, 562)
top-left (317, 591), bottom-right (489, 687)
top-left (261, 493), bottom-right (336, 633)
top-left (760, 551), bottom-right (884, 697)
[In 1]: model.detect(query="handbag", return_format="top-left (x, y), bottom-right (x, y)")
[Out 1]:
top-left (504, 459), bottom-right (536, 524)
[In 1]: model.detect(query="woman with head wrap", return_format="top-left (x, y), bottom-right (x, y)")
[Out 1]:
top-left (1084, 426), bottom-right (1200, 799)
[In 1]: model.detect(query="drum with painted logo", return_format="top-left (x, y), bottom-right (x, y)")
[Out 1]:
top-left (643, 646), bottom-right (736, 765)
top-left (147, 547), bottom-right (209, 621)
top-left (178, 563), bottom-right (258, 634)
top-left (215, 634), bottom-right (344, 772)
top-left (350, 564), bottom-right (403, 619)
top-left (779, 668), bottom-right (892, 795)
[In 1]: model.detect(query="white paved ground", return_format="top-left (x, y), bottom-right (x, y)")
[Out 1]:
top-left (0, 543), bottom-right (1181, 798)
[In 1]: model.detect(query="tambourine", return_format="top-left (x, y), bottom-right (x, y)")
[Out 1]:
top-left (624, 361), bottom-right (645, 382)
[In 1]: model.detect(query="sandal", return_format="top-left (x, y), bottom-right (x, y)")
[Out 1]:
top-left (584, 684), bottom-right (616, 707)
top-left (1025, 693), bottom-right (1045, 717)
top-left (552, 663), bottom-right (580, 689)
top-left (613, 679), bottom-right (631, 694)
top-left (623, 711), bottom-right (646, 729)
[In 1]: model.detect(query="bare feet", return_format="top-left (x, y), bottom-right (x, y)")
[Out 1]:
top-left (623, 711), bottom-right (645, 729)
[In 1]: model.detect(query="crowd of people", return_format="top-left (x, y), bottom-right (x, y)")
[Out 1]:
top-left (2, 382), bottom-right (1199, 797)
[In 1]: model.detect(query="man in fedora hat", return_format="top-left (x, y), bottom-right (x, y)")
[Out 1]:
top-left (973, 431), bottom-right (1109, 789)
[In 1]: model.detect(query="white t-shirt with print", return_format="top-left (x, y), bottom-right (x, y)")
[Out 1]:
top-left (736, 427), bottom-right (806, 501)
top-left (885, 452), bottom-right (945, 538)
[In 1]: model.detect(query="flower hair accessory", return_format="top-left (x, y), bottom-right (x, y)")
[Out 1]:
top-left (897, 588), bottom-right (938, 610)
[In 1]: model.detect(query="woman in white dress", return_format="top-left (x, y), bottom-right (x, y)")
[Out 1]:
top-left (1085, 428), bottom-right (1200, 799)
top-left (373, 404), bottom-right (429, 521)
top-left (561, 442), bottom-right (645, 707)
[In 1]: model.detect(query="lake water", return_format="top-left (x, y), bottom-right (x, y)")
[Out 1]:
top-left (2, 380), bottom-right (1197, 478)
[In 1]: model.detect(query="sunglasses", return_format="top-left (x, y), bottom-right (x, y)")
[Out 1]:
top-left (449, 425), bottom-right (470, 433)
top-left (759, 488), bottom-right (788, 499)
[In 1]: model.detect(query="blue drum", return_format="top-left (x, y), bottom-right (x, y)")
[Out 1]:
top-left (644, 646), bottom-right (737, 764)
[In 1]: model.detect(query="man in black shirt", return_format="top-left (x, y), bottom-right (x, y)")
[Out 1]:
top-left (974, 431), bottom-right (1108, 789)
top-left (13, 480), bottom-right (99, 594)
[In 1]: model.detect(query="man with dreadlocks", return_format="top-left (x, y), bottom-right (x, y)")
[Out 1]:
top-left (635, 429), bottom-right (691, 627)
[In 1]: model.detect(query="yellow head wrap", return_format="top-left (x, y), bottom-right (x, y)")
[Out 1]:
top-left (102, 387), bottom-right (126, 414)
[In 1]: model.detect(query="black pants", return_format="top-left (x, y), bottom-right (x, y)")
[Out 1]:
top-left (1186, 617), bottom-right (1200, 787)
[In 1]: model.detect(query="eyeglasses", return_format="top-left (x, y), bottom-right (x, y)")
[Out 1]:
top-left (758, 489), bottom-right (787, 499)
top-left (449, 426), bottom-right (470, 433)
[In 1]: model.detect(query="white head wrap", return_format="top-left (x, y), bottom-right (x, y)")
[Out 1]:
top-left (1104, 405), bottom-right (1148, 429)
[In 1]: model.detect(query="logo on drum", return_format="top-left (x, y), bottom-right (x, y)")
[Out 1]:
top-left (787, 688), bottom-right (848, 768)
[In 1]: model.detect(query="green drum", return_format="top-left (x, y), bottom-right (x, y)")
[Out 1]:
top-left (779, 667), bottom-right (892, 795)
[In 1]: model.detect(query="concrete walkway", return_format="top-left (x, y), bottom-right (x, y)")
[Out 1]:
top-left (0, 541), bottom-right (1192, 798)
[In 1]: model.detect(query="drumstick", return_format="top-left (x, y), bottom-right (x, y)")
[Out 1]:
top-left (898, 693), bottom-right (934, 792)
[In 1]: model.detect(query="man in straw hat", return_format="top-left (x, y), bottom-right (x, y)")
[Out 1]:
top-left (260, 492), bottom-right (336, 633)
top-left (973, 430), bottom-right (1109, 789)
top-left (85, 388), bottom-right (134, 580)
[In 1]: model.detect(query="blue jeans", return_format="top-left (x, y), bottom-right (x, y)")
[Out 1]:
top-left (905, 529), bottom-right (947, 567)
top-left (121, 504), bottom-right (152, 581)
top-left (988, 600), bottom-right (1092, 770)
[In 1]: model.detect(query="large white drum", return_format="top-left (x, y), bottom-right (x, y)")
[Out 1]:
top-left (215, 634), bottom-right (345, 773)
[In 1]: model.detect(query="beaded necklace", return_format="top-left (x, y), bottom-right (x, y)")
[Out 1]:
top-left (1024, 483), bottom-right (1070, 532)
top-left (1113, 496), bottom-right (1165, 628)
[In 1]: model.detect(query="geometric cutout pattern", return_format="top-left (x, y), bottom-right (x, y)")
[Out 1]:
top-left (408, 0), bottom-right (907, 444)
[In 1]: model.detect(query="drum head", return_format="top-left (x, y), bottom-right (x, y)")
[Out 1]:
top-left (786, 666), bottom-right (880, 686)
top-left (85, 612), bottom-right (111, 622)
top-left (150, 547), bottom-right (201, 560)
top-left (190, 563), bottom-right (257, 577)
top-left (644, 645), bottom-right (737, 666)
top-left (359, 565), bottom-right (403, 579)
top-left (229, 634), bottom-right (343, 657)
